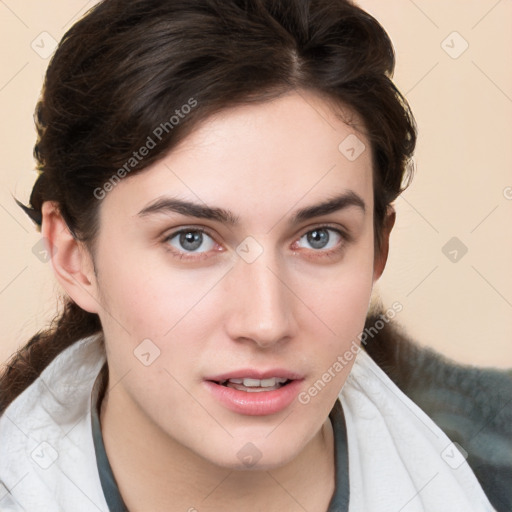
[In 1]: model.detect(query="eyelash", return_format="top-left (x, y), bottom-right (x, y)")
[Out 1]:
top-left (162, 225), bottom-right (350, 262)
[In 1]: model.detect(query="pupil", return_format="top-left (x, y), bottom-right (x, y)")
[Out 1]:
top-left (180, 231), bottom-right (203, 251)
top-left (307, 229), bottom-right (329, 249)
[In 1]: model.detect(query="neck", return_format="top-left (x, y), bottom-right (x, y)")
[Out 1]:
top-left (99, 379), bottom-right (336, 512)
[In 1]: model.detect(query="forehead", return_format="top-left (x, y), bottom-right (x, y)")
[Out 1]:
top-left (100, 90), bottom-right (373, 227)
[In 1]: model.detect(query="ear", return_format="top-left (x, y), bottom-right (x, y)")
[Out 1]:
top-left (373, 206), bottom-right (395, 282)
top-left (41, 201), bottom-right (101, 314)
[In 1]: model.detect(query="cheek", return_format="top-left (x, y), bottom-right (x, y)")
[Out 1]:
top-left (96, 244), bottom-right (229, 339)
top-left (324, 268), bottom-right (374, 335)
top-left (297, 239), bottom-right (375, 333)
top-left (95, 262), bottom-right (225, 412)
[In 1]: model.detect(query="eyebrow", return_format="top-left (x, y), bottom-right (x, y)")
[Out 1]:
top-left (137, 191), bottom-right (366, 225)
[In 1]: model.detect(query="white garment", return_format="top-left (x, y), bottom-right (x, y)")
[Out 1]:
top-left (0, 335), bottom-right (496, 511)
top-left (341, 351), bottom-right (496, 512)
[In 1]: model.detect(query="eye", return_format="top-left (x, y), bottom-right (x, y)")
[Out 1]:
top-left (296, 227), bottom-right (344, 251)
top-left (166, 228), bottom-right (216, 254)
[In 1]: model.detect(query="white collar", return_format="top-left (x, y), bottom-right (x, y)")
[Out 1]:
top-left (0, 334), bottom-right (109, 511)
top-left (341, 349), bottom-right (495, 511)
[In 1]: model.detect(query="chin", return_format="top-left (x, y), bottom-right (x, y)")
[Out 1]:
top-left (195, 428), bottom-right (312, 472)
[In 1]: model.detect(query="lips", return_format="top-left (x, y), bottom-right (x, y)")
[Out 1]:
top-left (204, 369), bottom-right (304, 416)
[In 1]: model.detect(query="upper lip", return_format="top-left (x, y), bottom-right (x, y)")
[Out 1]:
top-left (205, 368), bottom-right (304, 382)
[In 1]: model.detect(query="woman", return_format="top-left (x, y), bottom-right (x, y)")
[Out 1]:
top-left (0, 0), bottom-right (509, 510)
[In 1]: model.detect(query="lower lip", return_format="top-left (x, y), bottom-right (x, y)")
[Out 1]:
top-left (203, 379), bottom-right (303, 416)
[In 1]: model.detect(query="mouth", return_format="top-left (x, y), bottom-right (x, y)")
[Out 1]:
top-left (203, 371), bottom-right (303, 416)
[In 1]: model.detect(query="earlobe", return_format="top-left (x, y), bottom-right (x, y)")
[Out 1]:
top-left (41, 201), bottom-right (101, 314)
top-left (373, 207), bottom-right (396, 282)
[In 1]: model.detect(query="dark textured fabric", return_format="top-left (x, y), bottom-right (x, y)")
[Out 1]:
top-left (399, 358), bottom-right (512, 512)
top-left (90, 368), bottom-right (350, 512)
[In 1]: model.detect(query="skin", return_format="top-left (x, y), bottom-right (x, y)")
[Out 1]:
top-left (42, 90), bottom-right (394, 512)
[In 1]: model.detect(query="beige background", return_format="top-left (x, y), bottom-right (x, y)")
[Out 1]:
top-left (0, 1), bottom-right (511, 368)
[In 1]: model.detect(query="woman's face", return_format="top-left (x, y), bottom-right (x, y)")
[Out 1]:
top-left (90, 90), bottom-right (379, 469)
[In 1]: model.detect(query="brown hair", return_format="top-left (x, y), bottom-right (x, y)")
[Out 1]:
top-left (1, 0), bottom-right (416, 414)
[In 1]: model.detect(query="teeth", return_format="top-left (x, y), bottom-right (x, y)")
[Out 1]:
top-left (243, 387), bottom-right (278, 393)
top-left (225, 377), bottom-right (289, 388)
top-left (244, 378), bottom-right (270, 387)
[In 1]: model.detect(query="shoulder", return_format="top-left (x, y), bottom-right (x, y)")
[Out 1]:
top-left (365, 316), bottom-right (512, 512)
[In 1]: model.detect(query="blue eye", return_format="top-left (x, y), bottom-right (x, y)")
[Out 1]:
top-left (166, 229), bottom-right (216, 253)
top-left (297, 228), bottom-right (343, 250)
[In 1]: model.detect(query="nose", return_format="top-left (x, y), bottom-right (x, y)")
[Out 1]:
top-left (223, 249), bottom-right (297, 349)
